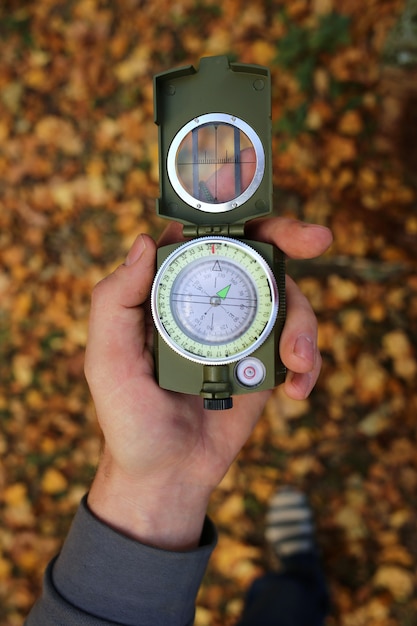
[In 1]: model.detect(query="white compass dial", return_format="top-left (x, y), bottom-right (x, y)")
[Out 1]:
top-left (151, 237), bottom-right (279, 365)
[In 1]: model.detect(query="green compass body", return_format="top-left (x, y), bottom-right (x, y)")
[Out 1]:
top-left (152, 55), bottom-right (286, 410)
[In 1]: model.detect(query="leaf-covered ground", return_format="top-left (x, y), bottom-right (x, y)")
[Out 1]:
top-left (1, 1), bottom-right (416, 624)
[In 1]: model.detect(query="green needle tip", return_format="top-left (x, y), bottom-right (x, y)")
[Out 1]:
top-left (216, 285), bottom-right (231, 299)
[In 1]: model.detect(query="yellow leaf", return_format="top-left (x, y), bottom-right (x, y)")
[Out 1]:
top-left (115, 45), bottom-right (149, 83)
top-left (215, 494), bottom-right (245, 525)
top-left (41, 468), bottom-right (68, 495)
top-left (335, 505), bottom-right (368, 540)
top-left (15, 548), bottom-right (38, 573)
top-left (13, 291), bottom-right (32, 319)
top-left (3, 483), bottom-right (27, 507)
top-left (213, 535), bottom-right (261, 584)
top-left (250, 41), bottom-right (276, 66)
top-left (24, 68), bottom-right (48, 90)
top-left (194, 607), bottom-right (212, 626)
top-left (325, 135), bottom-right (357, 168)
top-left (325, 368), bottom-right (355, 397)
top-left (12, 355), bottom-right (34, 387)
top-left (35, 116), bottom-right (83, 155)
top-left (355, 354), bottom-right (388, 402)
top-left (0, 557), bottom-right (12, 580)
top-left (338, 110), bottom-right (363, 135)
top-left (379, 545), bottom-right (413, 567)
top-left (26, 389), bottom-right (45, 410)
top-left (373, 565), bottom-right (414, 601)
top-left (4, 497), bottom-right (35, 528)
top-left (312, 0), bottom-right (334, 15)
top-left (383, 330), bottom-right (412, 359)
top-left (328, 275), bottom-right (359, 302)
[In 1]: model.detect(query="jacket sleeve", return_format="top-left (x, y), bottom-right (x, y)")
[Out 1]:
top-left (25, 495), bottom-right (217, 626)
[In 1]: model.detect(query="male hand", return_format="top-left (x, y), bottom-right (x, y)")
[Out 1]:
top-left (85, 218), bottom-right (332, 550)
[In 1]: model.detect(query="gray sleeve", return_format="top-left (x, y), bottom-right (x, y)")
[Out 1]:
top-left (25, 495), bottom-right (217, 626)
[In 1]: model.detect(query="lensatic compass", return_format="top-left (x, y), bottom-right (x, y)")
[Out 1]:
top-left (151, 55), bottom-right (286, 410)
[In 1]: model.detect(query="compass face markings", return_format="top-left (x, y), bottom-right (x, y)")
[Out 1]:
top-left (151, 238), bottom-right (278, 365)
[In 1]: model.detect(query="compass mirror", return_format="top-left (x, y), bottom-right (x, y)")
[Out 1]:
top-left (167, 113), bottom-right (265, 214)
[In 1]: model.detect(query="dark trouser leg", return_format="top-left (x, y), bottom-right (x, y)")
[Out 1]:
top-left (236, 552), bottom-right (329, 626)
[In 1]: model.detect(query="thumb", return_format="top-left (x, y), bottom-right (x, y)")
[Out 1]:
top-left (106, 234), bottom-right (157, 308)
top-left (85, 234), bottom-right (157, 383)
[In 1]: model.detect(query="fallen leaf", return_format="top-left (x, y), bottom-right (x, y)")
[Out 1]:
top-left (373, 565), bottom-right (414, 601)
top-left (41, 469), bottom-right (68, 495)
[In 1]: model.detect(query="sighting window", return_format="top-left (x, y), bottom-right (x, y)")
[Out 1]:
top-left (167, 113), bottom-right (265, 213)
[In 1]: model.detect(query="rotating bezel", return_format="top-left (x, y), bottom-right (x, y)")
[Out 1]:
top-left (151, 237), bottom-right (279, 365)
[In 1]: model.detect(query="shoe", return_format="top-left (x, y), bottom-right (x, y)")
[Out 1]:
top-left (265, 487), bottom-right (315, 559)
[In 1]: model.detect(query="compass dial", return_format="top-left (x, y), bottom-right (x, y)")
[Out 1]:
top-left (167, 113), bottom-right (265, 214)
top-left (151, 237), bottom-right (278, 365)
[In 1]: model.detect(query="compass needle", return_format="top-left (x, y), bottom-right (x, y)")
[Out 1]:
top-left (216, 284), bottom-right (231, 299)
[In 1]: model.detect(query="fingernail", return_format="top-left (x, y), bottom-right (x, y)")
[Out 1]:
top-left (293, 334), bottom-right (315, 364)
top-left (288, 371), bottom-right (313, 399)
top-left (124, 235), bottom-right (146, 266)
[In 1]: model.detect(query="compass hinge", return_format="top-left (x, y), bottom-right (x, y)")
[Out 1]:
top-left (183, 224), bottom-right (245, 238)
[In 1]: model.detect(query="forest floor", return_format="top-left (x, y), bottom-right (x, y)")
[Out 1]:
top-left (1, 0), bottom-right (417, 624)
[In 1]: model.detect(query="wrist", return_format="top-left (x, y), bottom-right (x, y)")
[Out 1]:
top-left (88, 452), bottom-right (210, 551)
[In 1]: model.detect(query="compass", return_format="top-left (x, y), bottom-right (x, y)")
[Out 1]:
top-left (152, 55), bottom-right (286, 410)
top-left (151, 237), bottom-right (278, 365)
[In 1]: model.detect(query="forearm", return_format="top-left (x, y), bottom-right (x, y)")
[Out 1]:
top-left (26, 495), bottom-right (217, 626)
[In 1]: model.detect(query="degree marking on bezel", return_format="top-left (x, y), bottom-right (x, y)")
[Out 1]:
top-left (151, 237), bottom-right (278, 365)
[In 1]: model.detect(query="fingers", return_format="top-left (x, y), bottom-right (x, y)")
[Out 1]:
top-left (157, 216), bottom-right (332, 262)
top-left (248, 217), bottom-right (330, 398)
top-left (280, 276), bottom-right (322, 400)
top-left (246, 217), bottom-right (333, 260)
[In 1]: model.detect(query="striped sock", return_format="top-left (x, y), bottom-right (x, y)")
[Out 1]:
top-left (265, 488), bottom-right (315, 558)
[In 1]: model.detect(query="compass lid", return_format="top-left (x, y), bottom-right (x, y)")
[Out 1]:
top-left (154, 55), bottom-right (272, 232)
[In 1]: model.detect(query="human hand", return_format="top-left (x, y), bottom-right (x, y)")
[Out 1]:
top-left (85, 218), bottom-right (332, 550)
